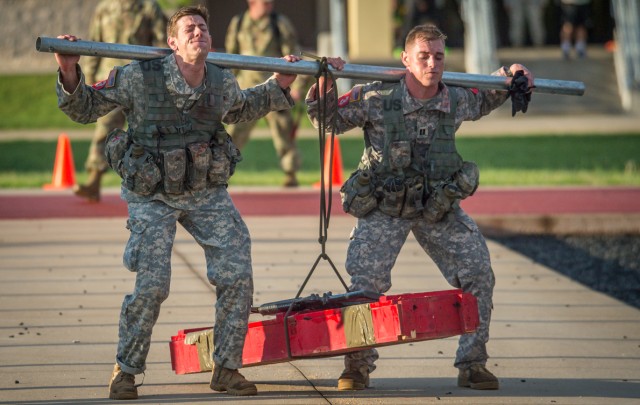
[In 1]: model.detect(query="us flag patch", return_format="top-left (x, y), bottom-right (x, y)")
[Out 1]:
top-left (106, 67), bottom-right (118, 88)
top-left (92, 80), bottom-right (107, 90)
top-left (337, 86), bottom-right (362, 108)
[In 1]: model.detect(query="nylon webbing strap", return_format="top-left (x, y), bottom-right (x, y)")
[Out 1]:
top-left (283, 56), bottom-right (350, 360)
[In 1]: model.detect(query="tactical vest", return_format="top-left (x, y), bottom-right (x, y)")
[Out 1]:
top-left (116, 58), bottom-right (238, 195)
top-left (372, 83), bottom-right (463, 184)
top-left (133, 58), bottom-right (224, 151)
top-left (342, 83), bottom-right (463, 218)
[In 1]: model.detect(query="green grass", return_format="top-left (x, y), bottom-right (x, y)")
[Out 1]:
top-left (2, 73), bottom-right (638, 188)
top-left (1, 135), bottom-right (638, 188)
top-left (0, 74), bottom-right (92, 129)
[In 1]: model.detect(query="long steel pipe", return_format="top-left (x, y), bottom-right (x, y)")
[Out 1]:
top-left (36, 36), bottom-right (585, 96)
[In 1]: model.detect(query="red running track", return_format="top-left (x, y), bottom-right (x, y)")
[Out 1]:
top-left (0, 187), bottom-right (639, 220)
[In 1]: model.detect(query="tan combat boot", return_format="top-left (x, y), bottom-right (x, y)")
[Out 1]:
top-left (457, 364), bottom-right (499, 390)
top-left (283, 172), bottom-right (299, 188)
top-left (337, 367), bottom-right (370, 390)
top-left (210, 365), bottom-right (257, 396)
top-left (73, 169), bottom-right (104, 202)
top-left (108, 364), bottom-right (138, 400)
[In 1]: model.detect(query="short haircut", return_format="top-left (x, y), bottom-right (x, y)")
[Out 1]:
top-left (404, 24), bottom-right (447, 50)
top-left (167, 5), bottom-right (209, 38)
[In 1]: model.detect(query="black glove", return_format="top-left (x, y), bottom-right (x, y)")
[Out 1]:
top-left (508, 70), bottom-right (533, 117)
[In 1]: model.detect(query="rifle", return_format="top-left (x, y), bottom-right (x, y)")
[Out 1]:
top-left (251, 290), bottom-right (383, 316)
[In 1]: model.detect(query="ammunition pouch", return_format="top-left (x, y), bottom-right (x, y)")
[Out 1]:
top-left (105, 128), bottom-right (132, 178)
top-left (401, 176), bottom-right (426, 218)
top-left (122, 144), bottom-right (162, 196)
top-left (207, 129), bottom-right (242, 187)
top-left (378, 177), bottom-right (405, 217)
top-left (375, 175), bottom-right (426, 219)
top-left (186, 142), bottom-right (211, 191)
top-left (162, 148), bottom-right (187, 194)
top-left (340, 170), bottom-right (377, 218)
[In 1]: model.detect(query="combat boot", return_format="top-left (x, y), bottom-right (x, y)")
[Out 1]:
top-left (283, 172), bottom-right (299, 188)
top-left (210, 365), bottom-right (257, 396)
top-left (73, 169), bottom-right (104, 202)
top-left (337, 367), bottom-right (370, 390)
top-left (457, 364), bottom-right (499, 390)
top-left (108, 364), bottom-right (138, 400)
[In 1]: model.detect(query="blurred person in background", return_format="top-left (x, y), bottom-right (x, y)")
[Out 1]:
top-left (75, 0), bottom-right (167, 202)
top-left (559, 0), bottom-right (592, 59)
top-left (225, 0), bottom-right (306, 187)
top-left (503, 0), bottom-right (548, 47)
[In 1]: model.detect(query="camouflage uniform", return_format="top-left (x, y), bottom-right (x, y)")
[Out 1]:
top-left (81, 0), bottom-right (167, 173)
top-left (57, 54), bottom-right (295, 374)
top-left (224, 10), bottom-right (304, 176)
top-left (306, 71), bottom-right (510, 373)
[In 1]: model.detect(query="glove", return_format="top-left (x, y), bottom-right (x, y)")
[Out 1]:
top-left (509, 70), bottom-right (533, 117)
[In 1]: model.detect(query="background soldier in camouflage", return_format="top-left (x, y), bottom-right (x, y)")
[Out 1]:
top-left (306, 25), bottom-right (534, 391)
top-left (225, 0), bottom-right (305, 187)
top-left (75, 0), bottom-right (167, 202)
top-left (53, 5), bottom-right (301, 399)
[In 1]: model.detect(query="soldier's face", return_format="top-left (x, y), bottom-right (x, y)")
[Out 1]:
top-left (168, 14), bottom-right (212, 60)
top-left (401, 38), bottom-right (445, 89)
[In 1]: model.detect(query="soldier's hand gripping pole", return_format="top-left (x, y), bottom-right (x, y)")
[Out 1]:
top-left (36, 37), bottom-right (585, 96)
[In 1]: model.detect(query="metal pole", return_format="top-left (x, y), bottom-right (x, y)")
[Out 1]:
top-left (35, 37), bottom-right (585, 96)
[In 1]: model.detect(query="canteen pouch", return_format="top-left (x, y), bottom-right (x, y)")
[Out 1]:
top-left (388, 140), bottom-right (411, 170)
top-left (340, 170), bottom-right (377, 218)
top-left (162, 148), bottom-right (187, 194)
top-left (122, 145), bottom-right (161, 196)
top-left (378, 177), bottom-right (405, 217)
top-left (186, 142), bottom-right (212, 191)
top-left (423, 184), bottom-right (460, 223)
top-left (105, 128), bottom-right (131, 178)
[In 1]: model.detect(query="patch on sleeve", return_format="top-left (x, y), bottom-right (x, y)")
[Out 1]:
top-left (337, 85), bottom-right (363, 108)
top-left (92, 80), bottom-right (107, 90)
top-left (106, 67), bottom-right (118, 88)
top-left (470, 88), bottom-right (479, 95)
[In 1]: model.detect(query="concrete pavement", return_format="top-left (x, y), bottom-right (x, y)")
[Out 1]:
top-left (1, 209), bottom-right (639, 404)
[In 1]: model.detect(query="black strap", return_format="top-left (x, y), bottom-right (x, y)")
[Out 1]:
top-left (283, 56), bottom-right (349, 360)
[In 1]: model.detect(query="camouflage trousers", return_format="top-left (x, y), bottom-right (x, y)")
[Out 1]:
top-left (343, 207), bottom-right (495, 373)
top-left (228, 110), bottom-right (301, 174)
top-left (116, 190), bottom-right (253, 375)
top-left (85, 107), bottom-right (126, 173)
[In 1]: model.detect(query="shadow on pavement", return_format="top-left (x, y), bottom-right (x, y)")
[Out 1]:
top-left (491, 234), bottom-right (640, 309)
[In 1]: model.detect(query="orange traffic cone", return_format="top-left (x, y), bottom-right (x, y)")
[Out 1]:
top-left (314, 136), bottom-right (344, 189)
top-left (43, 133), bottom-right (76, 190)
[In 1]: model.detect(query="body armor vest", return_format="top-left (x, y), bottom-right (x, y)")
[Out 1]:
top-left (109, 58), bottom-right (238, 195)
top-left (375, 83), bottom-right (463, 184)
top-left (344, 83), bottom-right (463, 219)
top-left (133, 58), bottom-right (224, 151)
